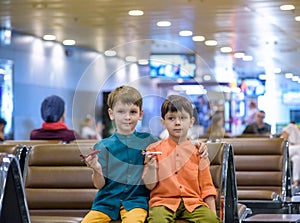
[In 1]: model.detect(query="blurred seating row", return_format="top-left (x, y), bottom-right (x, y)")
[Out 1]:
top-left (0, 137), bottom-right (291, 222)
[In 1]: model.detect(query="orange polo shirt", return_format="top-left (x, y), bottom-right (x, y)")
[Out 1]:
top-left (143, 137), bottom-right (217, 212)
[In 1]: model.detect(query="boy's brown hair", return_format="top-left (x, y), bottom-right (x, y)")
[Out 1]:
top-left (161, 95), bottom-right (193, 119)
top-left (107, 85), bottom-right (143, 110)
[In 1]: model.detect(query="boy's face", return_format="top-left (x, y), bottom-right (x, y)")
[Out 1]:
top-left (108, 100), bottom-right (143, 135)
top-left (161, 109), bottom-right (194, 142)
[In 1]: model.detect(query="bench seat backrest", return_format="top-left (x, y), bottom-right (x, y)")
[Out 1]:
top-left (25, 144), bottom-right (98, 217)
top-left (223, 138), bottom-right (290, 201)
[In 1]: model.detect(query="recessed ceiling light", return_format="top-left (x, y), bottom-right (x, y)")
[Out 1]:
top-left (62, 39), bottom-right (76, 45)
top-left (273, 67), bottom-right (281, 73)
top-left (33, 3), bottom-right (47, 9)
top-left (295, 16), bottom-right (300, 21)
top-left (258, 74), bottom-right (267, 80)
top-left (179, 30), bottom-right (193, 36)
top-left (292, 76), bottom-right (299, 82)
top-left (138, 59), bottom-right (149, 65)
top-left (285, 73), bottom-right (293, 78)
top-left (125, 56), bottom-right (137, 62)
top-left (233, 52), bottom-right (245, 58)
top-left (104, 50), bottom-right (117, 57)
top-left (220, 46), bottom-right (232, 53)
top-left (203, 74), bottom-right (212, 81)
top-left (192, 36), bottom-right (205, 42)
top-left (156, 21), bottom-right (171, 27)
top-left (43, 34), bottom-right (56, 41)
top-left (204, 40), bottom-right (218, 46)
top-left (128, 10), bottom-right (144, 16)
top-left (280, 4), bottom-right (295, 11)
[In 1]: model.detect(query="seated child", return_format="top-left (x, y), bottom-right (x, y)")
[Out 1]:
top-left (81, 86), bottom-right (158, 223)
top-left (143, 95), bottom-right (222, 223)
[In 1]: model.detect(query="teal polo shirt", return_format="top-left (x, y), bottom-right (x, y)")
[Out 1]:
top-left (91, 131), bottom-right (158, 220)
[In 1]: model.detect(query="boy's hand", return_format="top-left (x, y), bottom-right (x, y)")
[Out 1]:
top-left (83, 149), bottom-right (103, 173)
top-left (195, 142), bottom-right (208, 158)
top-left (85, 154), bottom-right (102, 173)
top-left (144, 154), bottom-right (157, 169)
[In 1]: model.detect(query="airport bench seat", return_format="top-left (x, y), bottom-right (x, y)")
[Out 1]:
top-left (0, 142), bottom-right (247, 223)
top-left (223, 138), bottom-right (291, 214)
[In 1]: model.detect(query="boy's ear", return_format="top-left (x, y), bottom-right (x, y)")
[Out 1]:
top-left (190, 116), bottom-right (195, 128)
top-left (108, 108), bottom-right (114, 120)
top-left (139, 109), bottom-right (144, 120)
top-left (160, 118), bottom-right (166, 128)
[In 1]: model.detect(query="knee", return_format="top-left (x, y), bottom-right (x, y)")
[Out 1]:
top-left (147, 215), bottom-right (172, 223)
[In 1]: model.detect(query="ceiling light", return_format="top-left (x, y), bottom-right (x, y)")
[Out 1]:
top-left (156, 21), bottom-right (171, 27)
top-left (137, 59), bottom-right (149, 65)
top-left (285, 73), bottom-right (293, 78)
top-left (204, 40), bottom-right (217, 46)
top-left (292, 76), bottom-right (299, 82)
top-left (125, 56), bottom-right (137, 62)
top-left (220, 46), bottom-right (232, 53)
top-left (258, 74), bottom-right (267, 80)
top-left (233, 52), bottom-right (245, 58)
top-left (104, 50), bottom-right (117, 57)
top-left (295, 16), bottom-right (300, 22)
top-left (173, 85), bottom-right (206, 95)
top-left (203, 74), bottom-right (212, 81)
top-left (273, 67), bottom-right (281, 73)
top-left (179, 30), bottom-right (193, 36)
top-left (242, 55), bottom-right (253, 61)
top-left (192, 36), bottom-right (205, 42)
top-left (62, 39), bottom-right (76, 45)
top-left (43, 34), bottom-right (56, 41)
top-left (33, 3), bottom-right (47, 9)
top-left (280, 4), bottom-right (295, 11)
top-left (128, 10), bottom-right (144, 16)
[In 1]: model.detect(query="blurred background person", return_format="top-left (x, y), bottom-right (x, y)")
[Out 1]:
top-left (206, 111), bottom-right (225, 142)
top-left (30, 95), bottom-right (81, 143)
top-left (80, 114), bottom-right (102, 140)
top-left (188, 107), bottom-right (204, 140)
top-left (244, 101), bottom-right (258, 125)
top-left (196, 95), bottom-right (211, 133)
top-left (281, 120), bottom-right (300, 194)
top-left (242, 110), bottom-right (271, 136)
top-left (0, 117), bottom-right (7, 142)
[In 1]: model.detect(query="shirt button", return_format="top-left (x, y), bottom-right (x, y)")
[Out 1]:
top-left (128, 175), bottom-right (131, 178)
top-left (129, 160), bottom-right (132, 163)
top-left (179, 185), bottom-right (182, 189)
top-left (175, 172), bottom-right (178, 174)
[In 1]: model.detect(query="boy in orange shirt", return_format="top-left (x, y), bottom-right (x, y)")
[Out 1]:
top-left (143, 95), bottom-right (221, 223)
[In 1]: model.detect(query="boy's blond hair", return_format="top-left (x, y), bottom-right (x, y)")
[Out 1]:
top-left (107, 85), bottom-right (143, 109)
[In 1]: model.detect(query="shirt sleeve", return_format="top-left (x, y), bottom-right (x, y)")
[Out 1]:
top-left (198, 158), bottom-right (217, 199)
top-left (94, 141), bottom-right (108, 179)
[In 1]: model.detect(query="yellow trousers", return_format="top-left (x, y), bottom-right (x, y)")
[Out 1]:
top-left (81, 207), bottom-right (147, 223)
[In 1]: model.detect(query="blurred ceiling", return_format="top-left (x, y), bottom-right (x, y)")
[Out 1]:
top-left (1, 0), bottom-right (300, 88)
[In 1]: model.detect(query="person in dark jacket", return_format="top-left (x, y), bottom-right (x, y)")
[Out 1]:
top-left (30, 95), bottom-right (81, 143)
top-left (242, 110), bottom-right (271, 136)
